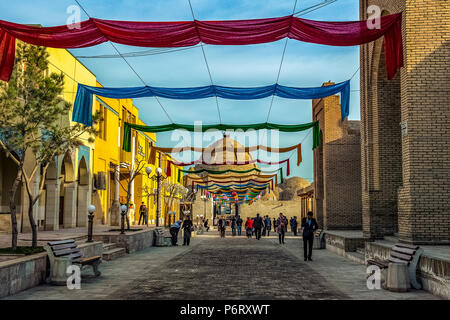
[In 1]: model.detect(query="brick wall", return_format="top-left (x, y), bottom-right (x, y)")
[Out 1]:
top-left (360, 0), bottom-right (450, 243)
top-left (313, 85), bottom-right (363, 230)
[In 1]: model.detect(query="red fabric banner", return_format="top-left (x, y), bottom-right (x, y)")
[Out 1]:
top-left (0, 13), bottom-right (403, 81)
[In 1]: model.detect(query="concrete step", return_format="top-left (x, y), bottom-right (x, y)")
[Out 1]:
top-left (345, 251), bottom-right (365, 265)
top-left (102, 243), bottom-right (117, 251)
top-left (102, 247), bottom-right (126, 261)
top-left (383, 236), bottom-right (399, 243)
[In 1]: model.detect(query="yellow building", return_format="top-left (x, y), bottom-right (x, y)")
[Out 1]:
top-left (92, 94), bottom-right (184, 227)
top-left (1, 44), bottom-right (185, 232)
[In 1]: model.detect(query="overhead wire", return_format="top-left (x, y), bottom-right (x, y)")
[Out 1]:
top-left (73, 0), bottom-right (174, 123)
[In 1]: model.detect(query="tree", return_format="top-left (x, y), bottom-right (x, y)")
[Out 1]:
top-left (161, 180), bottom-right (186, 226)
top-left (118, 158), bottom-right (146, 233)
top-left (0, 43), bottom-right (98, 249)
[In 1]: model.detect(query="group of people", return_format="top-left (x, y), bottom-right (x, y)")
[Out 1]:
top-left (167, 209), bottom-right (319, 261)
top-left (217, 215), bottom-right (244, 237)
top-left (232, 212), bottom-right (319, 261)
top-left (243, 214), bottom-right (272, 239)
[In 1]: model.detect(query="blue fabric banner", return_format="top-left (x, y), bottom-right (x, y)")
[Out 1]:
top-left (72, 80), bottom-right (350, 126)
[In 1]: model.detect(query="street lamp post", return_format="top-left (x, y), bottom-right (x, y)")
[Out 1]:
top-left (120, 204), bottom-right (128, 234)
top-left (155, 167), bottom-right (162, 227)
top-left (201, 195), bottom-right (207, 220)
top-left (87, 204), bottom-right (95, 242)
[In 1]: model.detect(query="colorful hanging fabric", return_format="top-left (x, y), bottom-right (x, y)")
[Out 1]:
top-left (169, 158), bottom-right (290, 176)
top-left (0, 13), bottom-right (403, 82)
top-left (185, 173), bottom-right (278, 183)
top-left (197, 183), bottom-right (270, 190)
top-left (72, 81), bottom-right (350, 125)
top-left (178, 167), bottom-right (283, 184)
top-left (142, 143), bottom-right (301, 165)
top-left (192, 179), bottom-right (274, 191)
top-left (123, 121), bottom-right (320, 152)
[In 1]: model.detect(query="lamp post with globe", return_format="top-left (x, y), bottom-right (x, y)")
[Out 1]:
top-left (87, 204), bottom-right (96, 242)
top-left (120, 204), bottom-right (128, 234)
top-left (144, 166), bottom-right (164, 227)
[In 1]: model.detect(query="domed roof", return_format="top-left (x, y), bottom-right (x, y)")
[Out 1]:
top-left (192, 135), bottom-right (257, 177)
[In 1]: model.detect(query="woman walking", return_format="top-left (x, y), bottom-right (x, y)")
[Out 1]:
top-left (245, 217), bottom-right (253, 239)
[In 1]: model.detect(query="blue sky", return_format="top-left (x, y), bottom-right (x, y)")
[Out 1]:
top-left (0, 0), bottom-right (361, 183)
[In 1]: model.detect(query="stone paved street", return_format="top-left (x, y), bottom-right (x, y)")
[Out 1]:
top-left (3, 233), bottom-right (440, 300)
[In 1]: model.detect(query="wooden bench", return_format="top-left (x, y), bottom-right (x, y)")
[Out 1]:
top-left (44, 239), bottom-right (101, 285)
top-left (367, 243), bottom-right (424, 289)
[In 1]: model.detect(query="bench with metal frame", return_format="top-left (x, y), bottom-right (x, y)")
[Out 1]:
top-left (44, 239), bottom-right (101, 285)
top-left (367, 243), bottom-right (424, 289)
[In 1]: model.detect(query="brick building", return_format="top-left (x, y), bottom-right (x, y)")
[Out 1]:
top-left (297, 184), bottom-right (314, 221)
top-left (360, 0), bottom-right (450, 244)
top-left (312, 84), bottom-right (363, 230)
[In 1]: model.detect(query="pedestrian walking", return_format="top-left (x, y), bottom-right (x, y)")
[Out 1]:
top-left (169, 219), bottom-right (182, 246)
top-left (265, 216), bottom-right (271, 236)
top-left (218, 218), bottom-right (226, 238)
top-left (276, 213), bottom-right (287, 244)
top-left (245, 217), bottom-right (253, 238)
top-left (231, 216), bottom-right (237, 236)
top-left (262, 215), bottom-right (267, 236)
top-left (204, 219), bottom-right (209, 232)
top-left (182, 216), bottom-right (194, 246)
top-left (253, 213), bottom-right (263, 240)
top-left (138, 202), bottom-right (148, 226)
top-left (301, 211), bottom-right (319, 261)
top-left (272, 217), bottom-right (277, 233)
top-left (290, 216), bottom-right (298, 236)
top-left (236, 215), bottom-right (243, 236)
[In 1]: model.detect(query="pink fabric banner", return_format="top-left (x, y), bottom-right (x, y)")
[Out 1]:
top-left (0, 13), bottom-right (403, 81)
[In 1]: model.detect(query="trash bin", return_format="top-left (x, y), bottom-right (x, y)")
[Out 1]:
top-left (313, 230), bottom-right (325, 249)
top-left (387, 262), bottom-right (410, 292)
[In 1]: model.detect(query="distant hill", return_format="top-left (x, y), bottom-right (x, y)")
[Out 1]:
top-left (262, 176), bottom-right (311, 201)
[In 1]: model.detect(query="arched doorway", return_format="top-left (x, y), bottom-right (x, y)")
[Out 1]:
top-left (77, 156), bottom-right (90, 227)
top-left (363, 10), bottom-right (402, 238)
top-left (60, 152), bottom-right (77, 228)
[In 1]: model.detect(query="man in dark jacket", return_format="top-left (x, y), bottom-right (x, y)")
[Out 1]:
top-left (182, 216), bottom-right (193, 246)
top-left (265, 216), bottom-right (271, 236)
top-left (290, 216), bottom-right (298, 236)
top-left (301, 211), bottom-right (319, 261)
top-left (231, 217), bottom-right (237, 236)
top-left (253, 213), bottom-right (263, 240)
top-left (236, 215), bottom-right (243, 236)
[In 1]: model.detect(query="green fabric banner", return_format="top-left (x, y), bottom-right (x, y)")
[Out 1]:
top-left (122, 121), bottom-right (321, 152)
